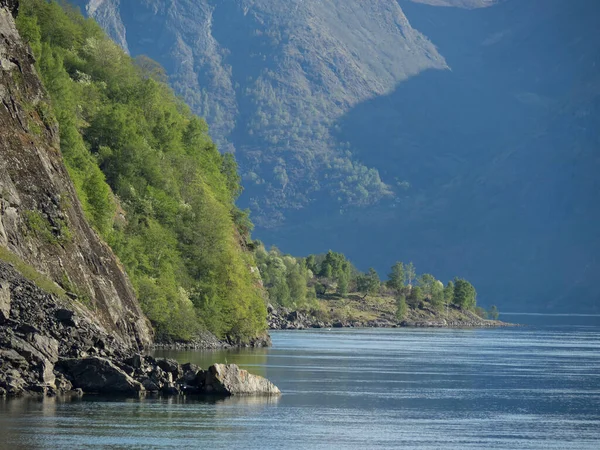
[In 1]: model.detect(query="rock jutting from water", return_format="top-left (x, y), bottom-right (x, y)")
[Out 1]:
top-left (202, 364), bottom-right (281, 396)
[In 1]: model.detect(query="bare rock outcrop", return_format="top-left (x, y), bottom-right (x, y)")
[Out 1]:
top-left (0, 260), bottom-right (281, 397)
top-left (199, 364), bottom-right (281, 396)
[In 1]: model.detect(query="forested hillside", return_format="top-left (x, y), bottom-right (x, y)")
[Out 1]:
top-left (15, 0), bottom-right (267, 342)
top-left (71, 0), bottom-right (599, 313)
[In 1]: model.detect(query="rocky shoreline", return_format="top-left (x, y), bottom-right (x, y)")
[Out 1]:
top-left (268, 305), bottom-right (511, 330)
top-left (151, 330), bottom-right (272, 351)
top-left (0, 261), bottom-right (279, 398)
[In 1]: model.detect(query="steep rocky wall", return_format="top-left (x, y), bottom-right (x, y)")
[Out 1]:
top-left (0, 2), bottom-right (152, 349)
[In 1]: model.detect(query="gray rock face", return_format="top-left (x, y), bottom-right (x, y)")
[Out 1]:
top-left (0, 281), bottom-right (10, 321)
top-left (0, 0), bottom-right (17, 16)
top-left (0, 1), bottom-right (152, 349)
top-left (57, 357), bottom-right (144, 394)
top-left (0, 260), bottom-right (134, 395)
top-left (200, 364), bottom-right (281, 396)
top-left (0, 261), bottom-right (281, 397)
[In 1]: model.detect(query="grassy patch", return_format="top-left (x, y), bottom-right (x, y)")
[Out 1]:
top-left (23, 210), bottom-right (72, 245)
top-left (0, 245), bottom-right (66, 299)
top-left (305, 292), bottom-right (396, 323)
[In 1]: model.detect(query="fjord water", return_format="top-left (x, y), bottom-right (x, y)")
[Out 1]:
top-left (1, 316), bottom-right (599, 449)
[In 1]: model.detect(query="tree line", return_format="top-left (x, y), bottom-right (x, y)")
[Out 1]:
top-left (254, 245), bottom-right (498, 320)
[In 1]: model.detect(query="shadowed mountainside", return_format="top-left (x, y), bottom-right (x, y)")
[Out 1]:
top-left (263, 0), bottom-right (600, 313)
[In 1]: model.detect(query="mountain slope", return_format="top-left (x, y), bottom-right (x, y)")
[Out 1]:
top-left (11, 0), bottom-right (269, 343)
top-left (0, 0), bottom-right (152, 348)
top-left (72, 0), bottom-right (447, 226)
top-left (71, 0), bottom-right (599, 313)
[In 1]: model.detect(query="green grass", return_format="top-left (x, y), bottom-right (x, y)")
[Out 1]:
top-left (305, 291), bottom-right (487, 325)
top-left (23, 210), bottom-right (71, 245)
top-left (0, 244), bottom-right (67, 299)
top-left (301, 292), bottom-right (396, 323)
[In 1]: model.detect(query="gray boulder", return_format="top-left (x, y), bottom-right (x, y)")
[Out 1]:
top-left (156, 358), bottom-right (182, 379)
top-left (200, 364), bottom-right (280, 396)
top-left (141, 378), bottom-right (160, 392)
top-left (0, 281), bottom-right (10, 322)
top-left (57, 357), bottom-right (144, 394)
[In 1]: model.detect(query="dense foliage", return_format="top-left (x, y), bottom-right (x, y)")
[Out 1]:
top-left (254, 245), bottom-right (482, 319)
top-left (16, 0), bottom-right (266, 341)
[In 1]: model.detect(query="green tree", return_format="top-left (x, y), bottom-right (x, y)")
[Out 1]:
top-left (387, 262), bottom-right (405, 292)
top-left (418, 273), bottom-right (436, 297)
top-left (430, 287), bottom-right (444, 312)
top-left (395, 293), bottom-right (408, 321)
top-left (314, 282), bottom-right (327, 297)
top-left (444, 281), bottom-right (455, 306)
top-left (319, 250), bottom-right (351, 281)
top-left (488, 305), bottom-right (499, 320)
top-left (453, 278), bottom-right (477, 310)
top-left (287, 262), bottom-right (308, 306)
top-left (337, 272), bottom-right (349, 296)
top-left (305, 254), bottom-right (318, 274)
top-left (407, 285), bottom-right (424, 308)
top-left (322, 263), bottom-right (333, 279)
top-left (357, 268), bottom-right (380, 299)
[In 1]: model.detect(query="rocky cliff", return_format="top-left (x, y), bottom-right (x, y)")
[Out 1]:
top-left (0, 1), bottom-right (286, 397)
top-left (0, 1), bottom-right (151, 349)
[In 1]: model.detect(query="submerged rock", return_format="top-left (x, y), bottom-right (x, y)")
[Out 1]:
top-left (199, 364), bottom-right (281, 396)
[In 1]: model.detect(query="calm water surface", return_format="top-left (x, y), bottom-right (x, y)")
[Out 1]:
top-left (1, 314), bottom-right (599, 449)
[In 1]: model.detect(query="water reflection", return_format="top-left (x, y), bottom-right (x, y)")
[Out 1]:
top-left (151, 347), bottom-right (270, 377)
top-left (1, 324), bottom-right (599, 449)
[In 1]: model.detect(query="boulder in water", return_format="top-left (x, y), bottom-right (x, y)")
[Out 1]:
top-left (200, 364), bottom-right (280, 396)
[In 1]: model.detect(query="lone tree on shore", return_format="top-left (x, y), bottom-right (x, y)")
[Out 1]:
top-left (387, 262), bottom-right (405, 292)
